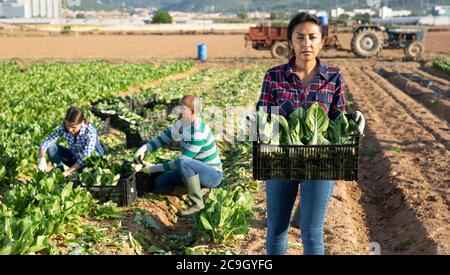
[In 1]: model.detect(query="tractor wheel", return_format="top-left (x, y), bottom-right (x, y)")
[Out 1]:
top-left (270, 42), bottom-right (289, 59)
top-left (351, 28), bottom-right (383, 58)
top-left (404, 41), bottom-right (425, 61)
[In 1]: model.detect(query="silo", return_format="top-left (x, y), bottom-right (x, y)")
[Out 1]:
top-left (31, 0), bottom-right (39, 17)
top-left (52, 0), bottom-right (60, 18)
top-left (46, 0), bottom-right (53, 18)
top-left (25, 0), bottom-right (33, 18)
top-left (39, 0), bottom-right (46, 17)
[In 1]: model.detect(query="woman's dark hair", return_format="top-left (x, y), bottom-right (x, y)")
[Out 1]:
top-left (287, 12), bottom-right (323, 59)
top-left (65, 106), bottom-right (89, 125)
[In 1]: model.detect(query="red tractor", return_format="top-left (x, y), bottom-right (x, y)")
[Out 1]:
top-left (244, 24), bottom-right (343, 59)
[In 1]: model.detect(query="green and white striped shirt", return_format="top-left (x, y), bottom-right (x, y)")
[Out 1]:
top-left (148, 118), bottom-right (223, 172)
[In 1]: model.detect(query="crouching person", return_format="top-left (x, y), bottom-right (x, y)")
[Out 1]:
top-left (37, 106), bottom-right (104, 177)
top-left (134, 95), bottom-right (223, 217)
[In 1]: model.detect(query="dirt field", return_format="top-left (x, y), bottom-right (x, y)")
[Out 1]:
top-left (0, 31), bottom-right (449, 61)
top-left (0, 30), bottom-right (448, 255)
top-left (93, 58), bottom-right (448, 255)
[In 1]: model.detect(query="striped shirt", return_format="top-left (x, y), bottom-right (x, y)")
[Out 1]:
top-left (39, 123), bottom-right (104, 165)
top-left (148, 118), bottom-right (223, 172)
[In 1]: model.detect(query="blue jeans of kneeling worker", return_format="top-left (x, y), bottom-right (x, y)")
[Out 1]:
top-left (153, 158), bottom-right (223, 194)
top-left (266, 179), bottom-right (334, 255)
top-left (47, 143), bottom-right (84, 172)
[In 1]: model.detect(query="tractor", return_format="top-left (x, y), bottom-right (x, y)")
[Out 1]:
top-left (245, 23), bottom-right (427, 60)
top-left (244, 24), bottom-right (343, 59)
top-left (351, 25), bottom-right (426, 60)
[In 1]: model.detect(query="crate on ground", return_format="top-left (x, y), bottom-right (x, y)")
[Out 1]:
top-left (135, 172), bottom-right (164, 196)
top-left (144, 96), bottom-right (180, 114)
top-left (96, 117), bottom-right (112, 135)
top-left (73, 173), bottom-right (138, 206)
top-left (252, 135), bottom-right (361, 181)
top-left (122, 96), bottom-right (148, 113)
top-left (109, 114), bottom-right (134, 133)
top-left (91, 100), bottom-right (114, 121)
top-left (138, 130), bottom-right (181, 151)
top-left (125, 130), bottom-right (144, 148)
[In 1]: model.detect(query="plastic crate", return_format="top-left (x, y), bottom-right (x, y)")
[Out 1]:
top-left (73, 173), bottom-right (138, 206)
top-left (252, 135), bottom-right (361, 181)
top-left (110, 114), bottom-right (133, 132)
top-left (125, 130), bottom-right (144, 148)
top-left (135, 172), bottom-right (164, 196)
top-left (91, 100), bottom-right (117, 121)
top-left (123, 97), bottom-right (148, 113)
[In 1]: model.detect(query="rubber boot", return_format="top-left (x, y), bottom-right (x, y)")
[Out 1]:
top-left (178, 174), bottom-right (205, 217)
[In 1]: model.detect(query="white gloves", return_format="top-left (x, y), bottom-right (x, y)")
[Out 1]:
top-left (353, 111), bottom-right (366, 134)
top-left (240, 110), bottom-right (258, 140)
top-left (38, 157), bottom-right (47, 172)
top-left (133, 144), bottom-right (149, 163)
top-left (245, 111), bottom-right (257, 124)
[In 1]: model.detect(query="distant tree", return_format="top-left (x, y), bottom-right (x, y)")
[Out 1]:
top-left (352, 13), bottom-right (371, 24)
top-left (338, 13), bottom-right (350, 21)
top-left (75, 13), bottom-right (86, 19)
top-left (152, 10), bottom-right (172, 24)
top-left (270, 12), bottom-right (278, 20)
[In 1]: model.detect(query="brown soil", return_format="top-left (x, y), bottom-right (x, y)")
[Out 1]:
top-left (338, 59), bottom-right (449, 254)
top-left (65, 59), bottom-right (450, 255)
top-left (2, 50), bottom-right (448, 254)
top-left (0, 32), bottom-right (449, 61)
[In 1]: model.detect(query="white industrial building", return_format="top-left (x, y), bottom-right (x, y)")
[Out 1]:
top-left (331, 6), bottom-right (412, 19)
top-left (378, 6), bottom-right (412, 19)
top-left (0, 0), bottom-right (25, 18)
top-left (0, 0), bottom-right (60, 18)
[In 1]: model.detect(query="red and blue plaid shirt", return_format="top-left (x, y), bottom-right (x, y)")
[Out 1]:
top-left (256, 58), bottom-right (346, 120)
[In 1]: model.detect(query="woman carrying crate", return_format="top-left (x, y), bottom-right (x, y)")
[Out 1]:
top-left (255, 12), bottom-right (365, 255)
top-left (133, 95), bottom-right (223, 217)
top-left (37, 106), bottom-right (104, 177)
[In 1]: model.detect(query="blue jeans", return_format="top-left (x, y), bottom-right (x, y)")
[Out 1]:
top-left (153, 171), bottom-right (184, 194)
top-left (266, 180), bottom-right (335, 255)
top-left (153, 158), bottom-right (223, 193)
top-left (47, 144), bottom-right (79, 172)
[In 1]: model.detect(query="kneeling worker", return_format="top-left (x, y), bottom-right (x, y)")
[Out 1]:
top-left (134, 95), bottom-right (223, 217)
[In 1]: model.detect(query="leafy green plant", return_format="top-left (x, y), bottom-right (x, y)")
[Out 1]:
top-left (0, 145), bottom-right (18, 185)
top-left (0, 170), bottom-right (106, 254)
top-left (133, 208), bottom-right (161, 230)
top-left (196, 186), bottom-right (254, 244)
top-left (92, 201), bottom-right (123, 221)
top-left (432, 59), bottom-right (450, 75)
top-left (257, 103), bottom-right (358, 146)
top-left (0, 60), bottom-right (194, 185)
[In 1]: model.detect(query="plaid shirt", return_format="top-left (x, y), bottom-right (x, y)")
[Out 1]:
top-left (39, 123), bottom-right (104, 165)
top-left (256, 58), bottom-right (346, 120)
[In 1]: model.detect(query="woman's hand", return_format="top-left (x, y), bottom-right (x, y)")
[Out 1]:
top-left (134, 144), bottom-right (149, 163)
top-left (353, 111), bottom-right (366, 134)
top-left (64, 163), bottom-right (81, 177)
top-left (38, 157), bottom-right (47, 172)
